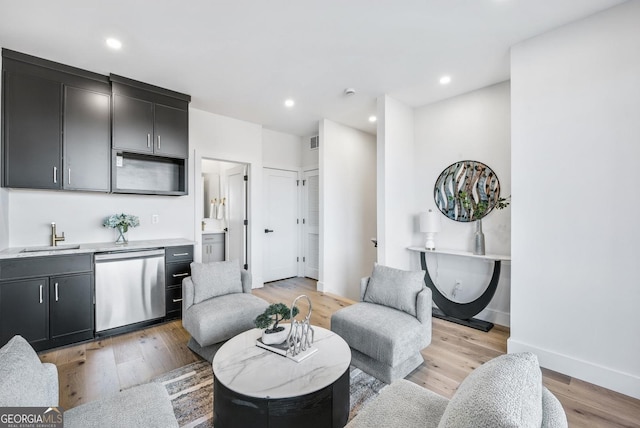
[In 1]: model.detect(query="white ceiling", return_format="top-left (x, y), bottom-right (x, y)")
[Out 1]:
top-left (0, 0), bottom-right (628, 137)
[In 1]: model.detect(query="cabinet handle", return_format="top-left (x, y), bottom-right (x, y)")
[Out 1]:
top-left (39, 285), bottom-right (43, 304)
top-left (172, 273), bottom-right (189, 278)
top-left (53, 167), bottom-right (57, 184)
top-left (172, 298), bottom-right (183, 303)
top-left (68, 168), bottom-right (71, 185)
top-left (173, 252), bottom-right (189, 256)
top-left (55, 282), bottom-right (59, 302)
top-left (157, 135), bottom-right (161, 150)
top-left (147, 133), bottom-right (151, 148)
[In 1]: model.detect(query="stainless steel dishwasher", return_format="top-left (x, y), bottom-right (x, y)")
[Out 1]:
top-left (95, 248), bottom-right (165, 332)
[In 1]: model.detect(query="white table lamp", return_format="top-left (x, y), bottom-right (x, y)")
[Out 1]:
top-left (420, 209), bottom-right (441, 250)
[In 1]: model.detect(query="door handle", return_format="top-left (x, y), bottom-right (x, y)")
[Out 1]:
top-left (172, 273), bottom-right (189, 278)
top-left (157, 135), bottom-right (161, 150)
top-left (147, 133), bottom-right (151, 148)
top-left (53, 167), bottom-right (57, 184)
top-left (264, 229), bottom-right (274, 233)
top-left (55, 282), bottom-right (59, 302)
top-left (39, 285), bottom-right (43, 304)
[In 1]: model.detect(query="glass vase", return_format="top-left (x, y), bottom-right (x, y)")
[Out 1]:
top-left (474, 219), bottom-right (485, 255)
top-left (115, 225), bottom-right (128, 244)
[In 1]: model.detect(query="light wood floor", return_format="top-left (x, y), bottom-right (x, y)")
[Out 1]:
top-left (40, 277), bottom-right (640, 427)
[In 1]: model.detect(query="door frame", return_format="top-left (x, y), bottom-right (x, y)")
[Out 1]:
top-left (194, 154), bottom-right (250, 272)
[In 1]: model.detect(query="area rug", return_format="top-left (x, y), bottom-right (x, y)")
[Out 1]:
top-left (153, 360), bottom-right (387, 427)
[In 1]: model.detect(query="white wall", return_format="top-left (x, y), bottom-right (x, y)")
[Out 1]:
top-left (509, 1), bottom-right (640, 399)
top-left (301, 134), bottom-right (319, 170)
top-left (262, 128), bottom-right (302, 170)
top-left (413, 82), bottom-right (511, 326)
top-left (190, 107), bottom-right (265, 288)
top-left (7, 189), bottom-right (194, 246)
top-left (319, 119), bottom-right (376, 300)
top-left (377, 96), bottom-right (415, 269)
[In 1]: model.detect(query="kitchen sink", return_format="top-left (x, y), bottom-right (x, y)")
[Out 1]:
top-left (20, 244), bottom-right (81, 253)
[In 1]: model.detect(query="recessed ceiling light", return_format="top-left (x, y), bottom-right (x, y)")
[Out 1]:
top-left (439, 75), bottom-right (452, 85)
top-left (106, 38), bottom-right (122, 50)
top-left (284, 99), bottom-right (295, 108)
top-left (368, 116), bottom-right (377, 123)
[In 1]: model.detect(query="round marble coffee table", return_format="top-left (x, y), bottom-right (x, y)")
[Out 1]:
top-left (212, 325), bottom-right (351, 428)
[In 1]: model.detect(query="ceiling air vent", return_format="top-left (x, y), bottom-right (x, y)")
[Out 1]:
top-left (310, 135), bottom-right (319, 150)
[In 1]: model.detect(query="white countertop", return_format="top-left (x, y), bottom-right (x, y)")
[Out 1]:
top-left (408, 246), bottom-right (511, 262)
top-left (0, 238), bottom-right (195, 260)
top-left (213, 325), bottom-right (351, 399)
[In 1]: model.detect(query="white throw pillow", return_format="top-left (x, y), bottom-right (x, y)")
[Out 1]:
top-left (438, 352), bottom-right (543, 428)
top-left (363, 264), bottom-right (425, 316)
top-left (190, 260), bottom-right (243, 304)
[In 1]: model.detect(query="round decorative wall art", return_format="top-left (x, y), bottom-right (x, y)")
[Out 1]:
top-left (434, 160), bottom-right (501, 222)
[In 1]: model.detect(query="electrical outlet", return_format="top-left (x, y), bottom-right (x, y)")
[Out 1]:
top-left (152, 214), bottom-right (159, 224)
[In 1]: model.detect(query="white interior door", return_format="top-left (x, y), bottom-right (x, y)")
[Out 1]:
top-left (303, 169), bottom-right (319, 280)
top-left (263, 168), bottom-right (298, 282)
top-left (226, 165), bottom-right (247, 268)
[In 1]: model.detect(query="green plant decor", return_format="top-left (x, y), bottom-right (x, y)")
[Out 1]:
top-left (448, 192), bottom-right (511, 221)
top-left (254, 303), bottom-right (300, 334)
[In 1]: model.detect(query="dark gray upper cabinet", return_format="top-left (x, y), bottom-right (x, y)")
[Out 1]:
top-left (1, 49), bottom-right (111, 192)
top-left (154, 103), bottom-right (189, 158)
top-left (64, 86), bottom-right (111, 191)
top-left (112, 94), bottom-right (155, 154)
top-left (111, 75), bottom-right (190, 160)
top-left (3, 71), bottom-right (62, 189)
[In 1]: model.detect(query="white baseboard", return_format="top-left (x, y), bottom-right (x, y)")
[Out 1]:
top-left (508, 338), bottom-right (640, 400)
top-left (317, 281), bottom-right (326, 292)
top-left (475, 307), bottom-right (510, 327)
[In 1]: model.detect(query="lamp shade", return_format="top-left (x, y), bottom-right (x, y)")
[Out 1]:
top-left (420, 209), bottom-right (441, 233)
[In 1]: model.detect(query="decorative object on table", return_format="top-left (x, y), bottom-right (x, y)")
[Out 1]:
top-left (255, 294), bottom-right (317, 362)
top-left (254, 302), bottom-right (300, 345)
top-left (474, 219), bottom-right (486, 256)
top-left (217, 197), bottom-right (225, 220)
top-left (433, 160), bottom-right (510, 255)
top-left (102, 213), bottom-right (140, 244)
top-left (419, 209), bottom-right (441, 250)
top-left (209, 198), bottom-right (217, 219)
top-left (285, 295), bottom-right (315, 357)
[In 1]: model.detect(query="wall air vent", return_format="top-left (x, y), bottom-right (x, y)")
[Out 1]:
top-left (310, 135), bottom-right (319, 150)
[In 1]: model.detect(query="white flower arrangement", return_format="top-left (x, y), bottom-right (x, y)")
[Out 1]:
top-left (102, 213), bottom-right (140, 232)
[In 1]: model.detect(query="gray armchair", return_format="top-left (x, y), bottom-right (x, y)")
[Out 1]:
top-left (0, 335), bottom-right (178, 428)
top-left (331, 264), bottom-right (432, 383)
top-left (182, 261), bottom-right (269, 361)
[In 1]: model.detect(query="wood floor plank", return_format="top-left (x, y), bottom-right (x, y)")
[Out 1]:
top-left (34, 277), bottom-right (640, 427)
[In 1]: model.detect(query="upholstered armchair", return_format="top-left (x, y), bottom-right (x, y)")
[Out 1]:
top-left (346, 352), bottom-right (568, 428)
top-left (331, 264), bottom-right (432, 384)
top-left (182, 261), bottom-right (269, 361)
top-left (0, 335), bottom-right (178, 428)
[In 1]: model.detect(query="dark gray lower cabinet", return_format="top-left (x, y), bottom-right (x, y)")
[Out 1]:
top-left (165, 245), bottom-right (194, 320)
top-left (0, 278), bottom-right (49, 347)
top-left (49, 274), bottom-right (93, 341)
top-left (0, 254), bottom-right (94, 351)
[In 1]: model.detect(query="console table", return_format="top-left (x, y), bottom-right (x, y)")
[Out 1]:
top-left (408, 247), bottom-right (510, 332)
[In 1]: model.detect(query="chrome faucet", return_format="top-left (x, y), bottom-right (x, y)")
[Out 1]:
top-left (51, 222), bottom-right (65, 246)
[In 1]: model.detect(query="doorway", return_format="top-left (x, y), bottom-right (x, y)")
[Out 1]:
top-left (201, 158), bottom-right (248, 268)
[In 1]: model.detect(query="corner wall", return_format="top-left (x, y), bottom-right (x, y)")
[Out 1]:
top-left (377, 96), bottom-right (415, 269)
top-left (510, 1), bottom-right (640, 399)
top-left (412, 82), bottom-right (511, 326)
top-left (190, 108), bottom-right (264, 288)
top-left (319, 119), bottom-right (376, 300)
